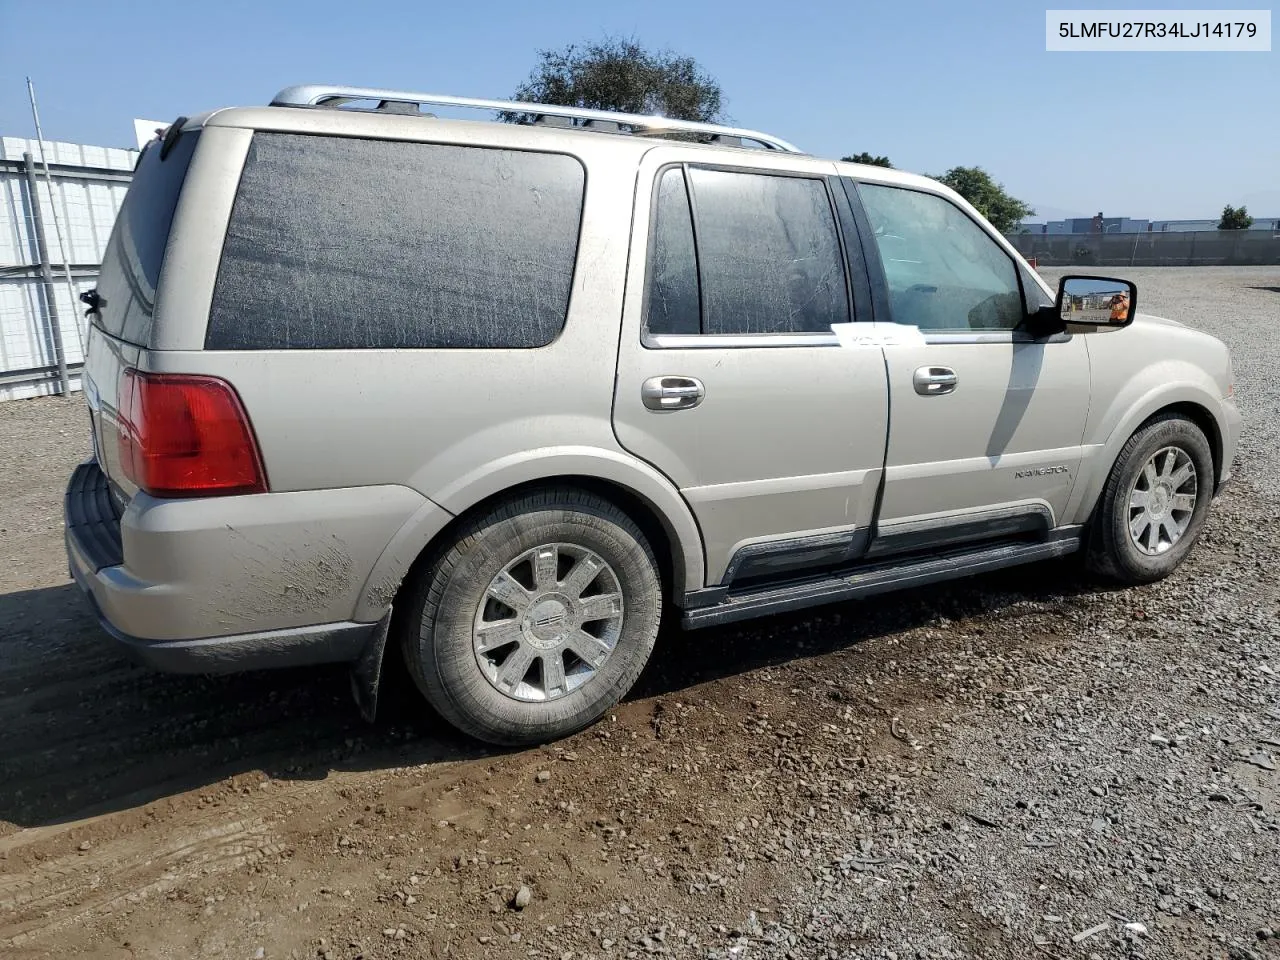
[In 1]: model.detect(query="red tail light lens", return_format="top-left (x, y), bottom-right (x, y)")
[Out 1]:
top-left (117, 370), bottom-right (268, 497)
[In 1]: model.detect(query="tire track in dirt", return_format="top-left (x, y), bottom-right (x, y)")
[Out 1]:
top-left (0, 814), bottom-right (284, 949)
top-left (0, 750), bottom-right (492, 955)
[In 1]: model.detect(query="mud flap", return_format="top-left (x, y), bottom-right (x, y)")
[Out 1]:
top-left (349, 608), bottom-right (393, 723)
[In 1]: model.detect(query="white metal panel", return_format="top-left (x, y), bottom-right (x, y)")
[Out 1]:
top-left (0, 171), bottom-right (33, 265)
top-left (0, 137), bottom-right (136, 170)
top-left (1, 135), bottom-right (136, 401)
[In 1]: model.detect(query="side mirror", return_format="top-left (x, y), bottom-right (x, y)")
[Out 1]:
top-left (1057, 275), bottom-right (1137, 328)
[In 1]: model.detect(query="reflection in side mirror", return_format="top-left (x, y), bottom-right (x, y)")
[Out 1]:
top-left (1057, 276), bottom-right (1137, 327)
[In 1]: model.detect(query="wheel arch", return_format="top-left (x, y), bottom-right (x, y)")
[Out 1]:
top-left (1069, 385), bottom-right (1226, 526)
top-left (1160, 400), bottom-right (1223, 486)
top-left (352, 452), bottom-right (706, 624)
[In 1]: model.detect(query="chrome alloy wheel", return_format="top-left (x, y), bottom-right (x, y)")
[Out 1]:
top-left (473, 543), bottom-right (624, 702)
top-left (1127, 446), bottom-right (1198, 556)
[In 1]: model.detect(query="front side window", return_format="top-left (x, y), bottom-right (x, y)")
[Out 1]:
top-left (857, 183), bottom-right (1024, 331)
top-left (643, 166), bottom-right (850, 338)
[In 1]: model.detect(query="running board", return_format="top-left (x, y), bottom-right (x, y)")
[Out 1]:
top-left (682, 531), bottom-right (1082, 629)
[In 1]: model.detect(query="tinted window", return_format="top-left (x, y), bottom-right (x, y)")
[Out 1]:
top-left (689, 169), bottom-right (849, 336)
top-left (207, 134), bottom-right (585, 350)
top-left (644, 168), bottom-right (700, 336)
top-left (95, 131), bottom-right (199, 342)
top-left (857, 183), bottom-right (1023, 331)
top-left (1020, 262), bottom-right (1054, 312)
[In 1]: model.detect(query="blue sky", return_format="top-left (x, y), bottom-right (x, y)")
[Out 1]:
top-left (2, 0), bottom-right (1275, 219)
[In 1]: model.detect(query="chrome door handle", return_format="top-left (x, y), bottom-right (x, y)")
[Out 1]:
top-left (642, 376), bottom-right (705, 411)
top-left (913, 366), bottom-right (958, 396)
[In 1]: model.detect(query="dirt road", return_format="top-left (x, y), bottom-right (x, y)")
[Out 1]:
top-left (1, 267), bottom-right (1277, 959)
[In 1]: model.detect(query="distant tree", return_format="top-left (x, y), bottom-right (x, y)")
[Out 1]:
top-left (1218, 204), bottom-right (1253, 230)
top-left (501, 37), bottom-right (723, 123)
top-left (934, 166), bottom-right (1034, 234)
top-left (841, 152), bottom-right (893, 168)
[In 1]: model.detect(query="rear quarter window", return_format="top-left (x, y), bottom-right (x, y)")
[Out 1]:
top-left (206, 134), bottom-right (585, 350)
top-left (95, 131), bottom-right (200, 343)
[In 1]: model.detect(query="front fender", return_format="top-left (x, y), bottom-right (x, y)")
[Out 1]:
top-left (1065, 374), bottom-right (1228, 525)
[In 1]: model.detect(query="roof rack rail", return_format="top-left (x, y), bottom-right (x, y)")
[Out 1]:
top-left (269, 85), bottom-right (803, 154)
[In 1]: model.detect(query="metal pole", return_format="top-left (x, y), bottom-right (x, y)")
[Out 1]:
top-left (27, 77), bottom-right (84, 355)
top-left (22, 153), bottom-right (71, 395)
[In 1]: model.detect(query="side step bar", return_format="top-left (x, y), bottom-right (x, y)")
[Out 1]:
top-left (682, 531), bottom-right (1083, 629)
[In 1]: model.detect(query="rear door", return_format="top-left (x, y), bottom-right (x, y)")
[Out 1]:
top-left (846, 178), bottom-right (1090, 553)
top-left (612, 149), bottom-right (889, 588)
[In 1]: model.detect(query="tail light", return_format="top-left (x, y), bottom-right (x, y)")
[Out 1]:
top-left (117, 370), bottom-right (268, 497)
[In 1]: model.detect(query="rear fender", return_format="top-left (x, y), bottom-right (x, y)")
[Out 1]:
top-left (351, 446), bottom-right (706, 623)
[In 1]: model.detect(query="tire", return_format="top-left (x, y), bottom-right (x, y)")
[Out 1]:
top-left (400, 488), bottom-right (662, 746)
top-left (1085, 413), bottom-right (1215, 584)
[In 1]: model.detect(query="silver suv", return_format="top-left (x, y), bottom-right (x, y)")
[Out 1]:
top-left (65, 85), bottom-right (1241, 745)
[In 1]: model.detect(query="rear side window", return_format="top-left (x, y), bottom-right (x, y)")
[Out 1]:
top-left (644, 166), bottom-right (850, 338)
top-left (644, 168), bottom-right (700, 336)
top-left (691, 169), bottom-right (849, 335)
top-left (206, 134), bottom-right (585, 350)
top-left (96, 131), bottom-right (200, 342)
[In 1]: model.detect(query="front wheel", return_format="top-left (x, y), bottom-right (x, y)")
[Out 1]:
top-left (400, 489), bottom-right (662, 746)
top-left (1086, 413), bottom-right (1215, 584)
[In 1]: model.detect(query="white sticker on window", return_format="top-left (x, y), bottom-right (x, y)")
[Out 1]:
top-left (831, 322), bottom-right (927, 349)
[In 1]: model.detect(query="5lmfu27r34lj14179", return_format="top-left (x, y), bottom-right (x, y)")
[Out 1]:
top-left (65, 85), bottom-right (1240, 745)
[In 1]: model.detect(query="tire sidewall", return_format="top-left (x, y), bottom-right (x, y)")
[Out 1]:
top-left (1104, 417), bottom-right (1214, 580)
top-left (415, 500), bottom-right (661, 744)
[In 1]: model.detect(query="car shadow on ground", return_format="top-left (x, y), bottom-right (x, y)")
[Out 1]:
top-left (0, 558), bottom-right (1114, 830)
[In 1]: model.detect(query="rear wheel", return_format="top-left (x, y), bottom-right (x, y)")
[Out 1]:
top-left (1086, 413), bottom-right (1214, 584)
top-left (400, 489), bottom-right (662, 745)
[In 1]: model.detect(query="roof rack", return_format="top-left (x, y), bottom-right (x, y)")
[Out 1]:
top-left (269, 85), bottom-right (803, 154)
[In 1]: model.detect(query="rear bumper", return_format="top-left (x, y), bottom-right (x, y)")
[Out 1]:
top-left (65, 497), bottom-right (376, 673)
top-left (63, 459), bottom-right (425, 673)
top-left (69, 558), bottom-right (376, 673)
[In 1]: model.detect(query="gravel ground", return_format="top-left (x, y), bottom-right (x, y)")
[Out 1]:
top-left (0, 266), bottom-right (1276, 960)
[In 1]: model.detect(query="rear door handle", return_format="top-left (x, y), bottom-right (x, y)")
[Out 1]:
top-left (642, 376), bottom-right (705, 411)
top-left (913, 366), bottom-right (958, 396)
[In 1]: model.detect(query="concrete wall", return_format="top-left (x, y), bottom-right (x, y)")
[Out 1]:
top-left (1022, 218), bottom-right (1280, 235)
top-left (1008, 230), bottom-right (1280, 267)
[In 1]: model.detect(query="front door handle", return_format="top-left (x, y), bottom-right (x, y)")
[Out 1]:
top-left (642, 376), bottom-right (705, 411)
top-left (913, 366), bottom-right (958, 396)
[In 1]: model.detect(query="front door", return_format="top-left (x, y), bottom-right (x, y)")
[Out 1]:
top-left (612, 151), bottom-right (890, 587)
top-left (850, 179), bottom-right (1090, 552)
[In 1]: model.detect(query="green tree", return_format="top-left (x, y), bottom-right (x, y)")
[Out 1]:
top-left (1218, 204), bottom-right (1253, 230)
top-left (934, 166), bottom-right (1034, 234)
top-left (841, 152), bottom-right (892, 168)
top-left (501, 37), bottom-right (723, 123)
